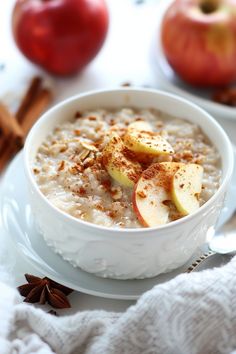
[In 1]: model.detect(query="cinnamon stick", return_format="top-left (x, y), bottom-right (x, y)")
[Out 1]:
top-left (0, 79), bottom-right (52, 172)
top-left (16, 76), bottom-right (43, 123)
top-left (0, 102), bottom-right (24, 146)
top-left (0, 134), bottom-right (7, 155)
top-left (21, 88), bottom-right (52, 136)
top-left (0, 135), bottom-right (19, 172)
top-left (0, 103), bottom-right (23, 171)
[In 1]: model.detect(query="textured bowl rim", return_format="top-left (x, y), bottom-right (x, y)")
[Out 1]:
top-left (24, 87), bottom-right (234, 235)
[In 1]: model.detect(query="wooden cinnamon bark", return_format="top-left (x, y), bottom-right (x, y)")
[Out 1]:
top-left (0, 136), bottom-right (19, 172)
top-left (16, 76), bottom-right (43, 123)
top-left (0, 102), bottom-right (24, 144)
top-left (0, 76), bottom-right (53, 172)
top-left (21, 88), bottom-right (52, 136)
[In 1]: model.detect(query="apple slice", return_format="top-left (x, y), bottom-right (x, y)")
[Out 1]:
top-left (128, 120), bottom-right (152, 132)
top-left (102, 134), bottom-right (142, 187)
top-left (133, 162), bottom-right (182, 227)
top-left (124, 129), bottom-right (174, 156)
top-left (127, 121), bottom-right (154, 164)
top-left (171, 164), bottom-right (203, 216)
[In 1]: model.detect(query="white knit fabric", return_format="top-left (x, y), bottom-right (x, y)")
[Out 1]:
top-left (1, 257), bottom-right (236, 354)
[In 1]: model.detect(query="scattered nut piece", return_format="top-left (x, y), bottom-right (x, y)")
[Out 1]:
top-left (111, 186), bottom-right (123, 200)
top-left (121, 82), bottom-right (131, 87)
top-left (69, 164), bottom-right (83, 174)
top-left (58, 160), bottom-right (65, 171)
top-left (49, 143), bottom-right (67, 156)
top-left (74, 129), bottom-right (81, 136)
top-left (77, 149), bottom-right (90, 161)
top-left (33, 168), bottom-right (40, 174)
top-left (75, 111), bottom-right (82, 118)
top-left (212, 87), bottom-right (236, 106)
top-left (83, 157), bottom-right (95, 168)
top-left (137, 190), bottom-right (147, 198)
top-left (81, 141), bottom-right (98, 151)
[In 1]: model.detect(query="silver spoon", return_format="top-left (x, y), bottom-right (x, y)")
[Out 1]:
top-left (187, 209), bottom-right (236, 272)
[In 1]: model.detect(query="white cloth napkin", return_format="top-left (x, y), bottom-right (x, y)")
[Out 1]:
top-left (1, 254), bottom-right (236, 354)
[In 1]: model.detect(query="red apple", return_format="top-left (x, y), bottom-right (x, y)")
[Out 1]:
top-left (12, 0), bottom-right (109, 76)
top-left (161, 0), bottom-right (236, 87)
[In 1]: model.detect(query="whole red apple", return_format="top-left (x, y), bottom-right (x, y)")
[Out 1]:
top-left (12, 0), bottom-right (109, 76)
top-left (161, 0), bottom-right (236, 87)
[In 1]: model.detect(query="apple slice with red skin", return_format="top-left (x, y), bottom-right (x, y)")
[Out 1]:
top-left (171, 164), bottom-right (204, 216)
top-left (133, 162), bottom-right (183, 227)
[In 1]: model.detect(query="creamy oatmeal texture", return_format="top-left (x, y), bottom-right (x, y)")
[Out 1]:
top-left (33, 108), bottom-right (221, 228)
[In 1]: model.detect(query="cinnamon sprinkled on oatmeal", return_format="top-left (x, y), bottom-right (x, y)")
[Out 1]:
top-left (78, 187), bottom-right (86, 195)
top-left (58, 160), bottom-right (65, 171)
top-left (34, 108), bottom-right (221, 228)
top-left (142, 163), bottom-right (181, 192)
top-left (108, 211), bottom-right (116, 218)
top-left (137, 190), bottom-right (147, 198)
top-left (122, 146), bottom-right (137, 161)
top-left (74, 129), bottom-right (81, 136)
top-left (101, 179), bottom-right (111, 191)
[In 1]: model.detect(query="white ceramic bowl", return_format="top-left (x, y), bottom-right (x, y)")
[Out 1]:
top-left (24, 88), bottom-right (234, 280)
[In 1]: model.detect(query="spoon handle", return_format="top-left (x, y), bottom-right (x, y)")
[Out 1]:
top-left (186, 251), bottom-right (215, 273)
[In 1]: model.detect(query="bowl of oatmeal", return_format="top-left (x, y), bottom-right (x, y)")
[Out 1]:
top-left (24, 88), bottom-right (234, 279)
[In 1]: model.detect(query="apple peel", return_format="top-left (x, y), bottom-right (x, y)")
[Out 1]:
top-left (171, 164), bottom-right (204, 216)
top-left (133, 162), bottom-right (183, 227)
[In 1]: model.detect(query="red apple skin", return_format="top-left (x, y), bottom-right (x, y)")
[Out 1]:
top-left (12, 0), bottom-right (109, 76)
top-left (161, 0), bottom-right (236, 87)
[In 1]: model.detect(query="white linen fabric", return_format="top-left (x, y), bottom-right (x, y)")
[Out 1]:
top-left (1, 256), bottom-right (236, 354)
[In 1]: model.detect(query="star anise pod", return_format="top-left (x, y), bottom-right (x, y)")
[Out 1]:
top-left (18, 274), bottom-right (73, 309)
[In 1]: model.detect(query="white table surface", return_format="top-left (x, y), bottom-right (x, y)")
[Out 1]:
top-left (0, 0), bottom-right (236, 316)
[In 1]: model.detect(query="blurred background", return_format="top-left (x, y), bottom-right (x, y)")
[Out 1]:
top-left (1, 0), bottom-right (236, 173)
top-left (0, 0), bottom-right (158, 105)
top-left (0, 0), bottom-right (161, 171)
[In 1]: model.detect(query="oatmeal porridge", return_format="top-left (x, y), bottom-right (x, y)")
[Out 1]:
top-left (33, 108), bottom-right (221, 228)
